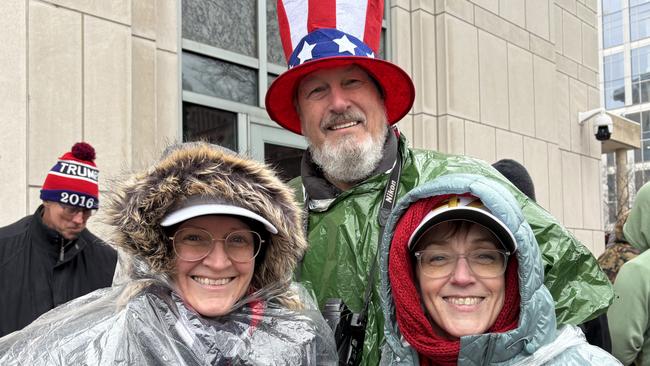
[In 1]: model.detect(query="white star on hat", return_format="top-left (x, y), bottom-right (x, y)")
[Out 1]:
top-left (297, 41), bottom-right (316, 64)
top-left (367, 52), bottom-right (375, 58)
top-left (334, 35), bottom-right (357, 55)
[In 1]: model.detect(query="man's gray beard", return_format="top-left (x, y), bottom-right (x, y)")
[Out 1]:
top-left (309, 124), bottom-right (388, 185)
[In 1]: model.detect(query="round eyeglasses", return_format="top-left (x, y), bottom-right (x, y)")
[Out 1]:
top-left (170, 228), bottom-right (264, 263)
top-left (414, 249), bottom-right (510, 279)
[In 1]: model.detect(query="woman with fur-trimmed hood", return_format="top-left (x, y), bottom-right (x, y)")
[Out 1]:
top-left (0, 142), bottom-right (337, 365)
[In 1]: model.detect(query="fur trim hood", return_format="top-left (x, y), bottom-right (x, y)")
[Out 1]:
top-left (104, 142), bottom-right (306, 296)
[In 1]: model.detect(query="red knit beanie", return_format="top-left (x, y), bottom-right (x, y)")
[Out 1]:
top-left (389, 195), bottom-right (520, 365)
top-left (40, 142), bottom-right (99, 209)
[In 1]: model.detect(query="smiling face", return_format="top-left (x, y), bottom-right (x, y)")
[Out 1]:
top-left (296, 65), bottom-right (388, 189)
top-left (414, 221), bottom-right (506, 339)
top-left (173, 215), bottom-right (256, 317)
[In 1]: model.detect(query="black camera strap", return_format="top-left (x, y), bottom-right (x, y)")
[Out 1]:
top-left (298, 151), bottom-right (402, 366)
top-left (356, 151), bottom-right (401, 328)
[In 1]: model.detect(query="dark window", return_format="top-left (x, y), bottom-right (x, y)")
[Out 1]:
top-left (263, 143), bottom-right (304, 182)
top-left (635, 168), bottom-right (650, 191)
top-left (606, 152), bottom-right (615, 167)
top-left (634, 139), bottom-right (650, 163)
top-left (626, 112), bottom-right (642, 123)
top-left (643, 112), bottom-right (650, 139)
top-left (182, 52), bottom-right (258, 106)
top-left (607, 173), bottom-right (617, 203)
top-left (182, 0), bottom-right (257, 57)
top-left (267, 74), bottom-right (277, 90)
top-left (607, 173), bottom-right (617, 224)
top-left (266, 0), bottom-right (285, 65)
top-left (607, 201), bottom-right (617, 226)
top-left (379, 29), bottom-right (386, 60)
top-left (183, 102), bottom-right (238, 151)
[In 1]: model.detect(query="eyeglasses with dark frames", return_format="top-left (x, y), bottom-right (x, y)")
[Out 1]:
top-left (56, 202), bottom-right (94, 218)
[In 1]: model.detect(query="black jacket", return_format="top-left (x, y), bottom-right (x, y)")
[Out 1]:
top-left (0, 206), bottom-right (116, 337)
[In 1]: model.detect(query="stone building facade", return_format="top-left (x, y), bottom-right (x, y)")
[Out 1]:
top-left (1, 0), bottom-right (607, 254)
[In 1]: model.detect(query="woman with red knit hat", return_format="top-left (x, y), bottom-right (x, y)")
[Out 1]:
top-left (377, 174), bottom-right (619, 365)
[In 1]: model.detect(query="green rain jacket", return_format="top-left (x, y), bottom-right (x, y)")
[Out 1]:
top-left (290, 132), bottom-right (613, 366)
top-left (609, 182), bottom-right (650, 365)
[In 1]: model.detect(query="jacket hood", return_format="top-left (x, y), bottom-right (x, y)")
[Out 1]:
top-left (104, 142), bottom-right (306, 299)
top-left (379, 174), bottom-right (557, 364)
top-left (624, 182), bottom-right (650, 252)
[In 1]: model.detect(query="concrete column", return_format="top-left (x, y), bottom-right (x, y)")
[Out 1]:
top-left (615, 148), bottom-right (629, 214)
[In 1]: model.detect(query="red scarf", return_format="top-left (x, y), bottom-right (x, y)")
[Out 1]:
top-left (389, 196), bottom-right (520, 366)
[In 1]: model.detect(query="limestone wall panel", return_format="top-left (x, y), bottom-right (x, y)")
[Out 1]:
top-left (132, 38), bottom-right (157, 169)
top-left (548, 144), bottom-right (564, 222)
top-left (43, 0), bottom-right (130, 24)
top-left (507, 44), bottom-right (535, 136)
top-left (581, 156), bottom-right (602, 230)
top-left (479, 30), bottom-right (509, 129)
top-left (534, 56), bottom-right (557, 143)
top-left (495, 129), bottom-right (524, 162)
top-left (28, 2), bottom-right (82, 186)
top-left (523, 137), bottom-right (550, 209)
top-left (446, 16), bottom-right (480, 122)
top-left (84, 16), bottom-right (132, 186)
top-left (561, 151), bottom-right (584, 228)
top-left (465, 121), bottom-right (495, 162)
top-left (411, 10), bottom-right (436, 115)
top-left (156, 50), bottom-right (180, 150)
top-left (0, 0), bottom-right (28, 222)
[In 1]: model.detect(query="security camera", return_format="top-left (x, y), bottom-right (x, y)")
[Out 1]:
top-left (593, 113), bottom-right (613, 141)
top-left (578, 109), bottom-right (613, 141)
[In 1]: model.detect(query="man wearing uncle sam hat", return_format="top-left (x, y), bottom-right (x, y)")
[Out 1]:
top-left (0, 142), bottom-right (117, 337)
top-left (265, 0), bottom-right (614, 364)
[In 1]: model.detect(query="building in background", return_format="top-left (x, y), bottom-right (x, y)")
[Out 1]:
top-left (2, 0), bottom-right (615, 255)
top-left (600, 0), bottom-right (650, 225)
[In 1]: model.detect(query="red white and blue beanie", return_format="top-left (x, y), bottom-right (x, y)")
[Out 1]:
top-left (265, 0), bottom-right (415, 135)
top-left (40, 142), bottom-right (99, 209)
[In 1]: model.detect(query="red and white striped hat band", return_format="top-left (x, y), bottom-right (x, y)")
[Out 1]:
top-left (265, 0), bottom-right (415, 135)
top-left (40, 142), bottom-right (100, 209)
top-left (277, 0), bottom-right (383, 61)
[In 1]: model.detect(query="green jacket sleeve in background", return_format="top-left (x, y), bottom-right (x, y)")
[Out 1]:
top-left (608, 252), bottom-right (650, 366)
top-left (292, 135), bottom-right (613, 365)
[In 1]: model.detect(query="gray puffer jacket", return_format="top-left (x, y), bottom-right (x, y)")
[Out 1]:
top-left (378, 174), bottom-right (619, 365)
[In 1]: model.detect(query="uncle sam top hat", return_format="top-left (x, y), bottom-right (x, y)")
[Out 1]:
top-left (265, 0), bottom-right (415, 135)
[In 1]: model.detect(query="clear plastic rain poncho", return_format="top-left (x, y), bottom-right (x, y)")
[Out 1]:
top-left (0, 143), bottom-right (337, 365)
top-left (0, 269), bottom-right (336, 365)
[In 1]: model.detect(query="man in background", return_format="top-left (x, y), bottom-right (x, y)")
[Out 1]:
top-left (0, 142), bottom-right (117, 337)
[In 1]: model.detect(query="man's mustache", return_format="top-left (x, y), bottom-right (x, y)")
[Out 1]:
top-left (321, 110), bottom-right (366, 129)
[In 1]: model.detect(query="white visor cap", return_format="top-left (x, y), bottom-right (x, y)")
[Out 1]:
top-left (407, 195), bottom-right (517, 253)
top-left (160, 196), bottom-right (278, 234)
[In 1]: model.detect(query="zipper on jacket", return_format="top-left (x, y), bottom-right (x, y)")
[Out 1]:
top-left (59, 239), bottom-right (73, 262)
top-left (480, 334), bottom-right (498, 364)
